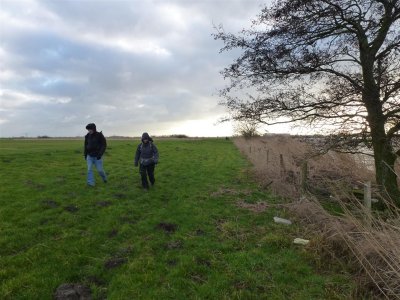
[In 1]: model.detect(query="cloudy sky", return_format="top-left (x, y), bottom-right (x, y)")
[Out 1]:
top-left (0, 0), bottom-right (276, 137)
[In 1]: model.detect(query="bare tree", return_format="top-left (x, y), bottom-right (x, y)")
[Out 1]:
top-left (234, 120), bottom-right (261, 138)
top-left (215, 0), bottom-right (400, 203)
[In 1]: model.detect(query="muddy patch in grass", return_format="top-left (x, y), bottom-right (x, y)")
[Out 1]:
top-left (108, 228), bottom-right (118, 238)
top-left (233, 280), bottom-right (251, 290)
top-left (54, 283), bottom-right (92, 300)
top-left (42, 199), bottom-right (59, 209)
top-left (119, 215), bottom-right (138, 225)
top-left (167, 259), bottom-right (178, 266)
top-left (165, 240), bottom-right (183, 250)
top-left (156, 222), bottom-right (178, 233)
top-left (104, 246), bottom-right (133, 270)
top-left (113, 193), bottom-right (126, 199)
top-left (64, 205), bottom-right (79, 213)
top-left (2, 158), bottom-right (14, 163)
top-left (95, 201), bottom-right (112, 208)
top-left (114, 246), bottom-right (134, 257)
top-left (40, 218), bottom-right (51, 225)
top-left (85, 276), bottom-right (106, 287)
top-left (214, 219), bottom-right (227, 232)
top-left (190, 273), bottom-right (207, 284)
top-left (195, 229), bottom-right (205, 236)
top-left (104, 257), bottom-right (127, 270)
top-left (196, 258), bottom-right (211, 267)
top-left (25, 180), bottom-right (45, 190)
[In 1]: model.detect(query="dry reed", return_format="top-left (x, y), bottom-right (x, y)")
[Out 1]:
top-left (233, 135), bottom-right (376, 198)
top-left (233, 135), bottom-right (400, 298)
top-left (288, 195), bottom-right (400, 299)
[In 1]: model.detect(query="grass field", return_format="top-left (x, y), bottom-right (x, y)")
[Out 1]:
top-left (0, 138), bottom-right (352, 299)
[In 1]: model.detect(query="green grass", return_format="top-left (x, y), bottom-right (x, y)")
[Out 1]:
top-left (0, 138), bottom-right (352, 299)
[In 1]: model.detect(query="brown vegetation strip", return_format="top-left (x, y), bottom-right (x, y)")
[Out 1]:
top-left (288, 197), bottom-right (400, 299)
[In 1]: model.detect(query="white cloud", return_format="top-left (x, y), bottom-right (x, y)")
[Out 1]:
top-left (0, 89), bottom-right (72, 109)
top-left (62, 115), bottom-right (77, 123)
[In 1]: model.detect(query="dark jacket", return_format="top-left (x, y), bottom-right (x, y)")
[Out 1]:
top-left (134, 141), bottom-right (159, 166)
top-left (84, 131), bottom-right (107, 158)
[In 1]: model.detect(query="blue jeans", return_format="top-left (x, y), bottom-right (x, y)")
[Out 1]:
top-left (86, 155), bottom-right (107, 186)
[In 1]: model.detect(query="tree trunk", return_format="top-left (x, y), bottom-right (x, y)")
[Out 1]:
top-left (360, 48), bottom-right (400, 205)
top-left (369, 111), bottom-right (400, 205)
top-left (372, 139), bottom-right (400, 204)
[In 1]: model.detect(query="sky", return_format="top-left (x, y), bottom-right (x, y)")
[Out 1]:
top-left (0, 0), bottom-right (285, 137)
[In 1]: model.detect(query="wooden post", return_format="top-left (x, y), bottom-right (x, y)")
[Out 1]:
top-left (300, 160), bottom-right (308, 193)
top-left (363, 181), bottom-right (372, 226)
top-left (364, 181), bottom-right (371, 210)
top-left (279, 154), bottom-right (285, 177)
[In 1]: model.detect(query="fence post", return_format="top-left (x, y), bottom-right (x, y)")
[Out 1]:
top-left (300, 160), bottom-right (308, 193)
top-left (279, 154), bottom-right (285, 177)
top-left (364, 181), bottom-right (371, 211)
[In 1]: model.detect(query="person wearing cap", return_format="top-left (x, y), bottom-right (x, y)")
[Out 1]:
top-left (134, 132), bottom-right (159, 190)
top-left (84, 123), bottom-right (107, 186)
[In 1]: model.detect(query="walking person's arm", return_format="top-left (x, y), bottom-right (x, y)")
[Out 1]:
top-left (153, 144), bottom-right (159, 164)
top-left (134, 144), bottom-right (141, 167)
top-left (84, 135), bottom-right (88, 160)
top-left (97, 133), bottom-right (107, 159)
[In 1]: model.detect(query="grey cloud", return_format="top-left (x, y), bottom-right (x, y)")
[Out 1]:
top-left (0, 0), bottom-right (271, 137)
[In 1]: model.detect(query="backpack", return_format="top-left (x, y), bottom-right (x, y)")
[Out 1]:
top-left (139, 142), bottom-right (153, 152)
top-left (139, 142), bottom-right (155, 166)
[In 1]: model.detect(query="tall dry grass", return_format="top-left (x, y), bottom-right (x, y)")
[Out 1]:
top-left (233, 135), bottom-right (376, 198)
top-left (234, 135), bottom-right (400, 298)
top-left (289, 195), bottom-right (400, 299)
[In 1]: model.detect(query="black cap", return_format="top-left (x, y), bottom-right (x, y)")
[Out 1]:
top-left (86, 123), bottom-right (96, 130)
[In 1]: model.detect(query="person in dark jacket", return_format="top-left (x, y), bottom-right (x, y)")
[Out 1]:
top-left (84, 123), bottom-right (107, 186)
top-left (134, 132), bottom-right (159, 190)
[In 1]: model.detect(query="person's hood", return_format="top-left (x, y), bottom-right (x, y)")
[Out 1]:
top-left (86, 123), bottom-right (96, 131)
top-left (141, 132), bottom-right (153, 142)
